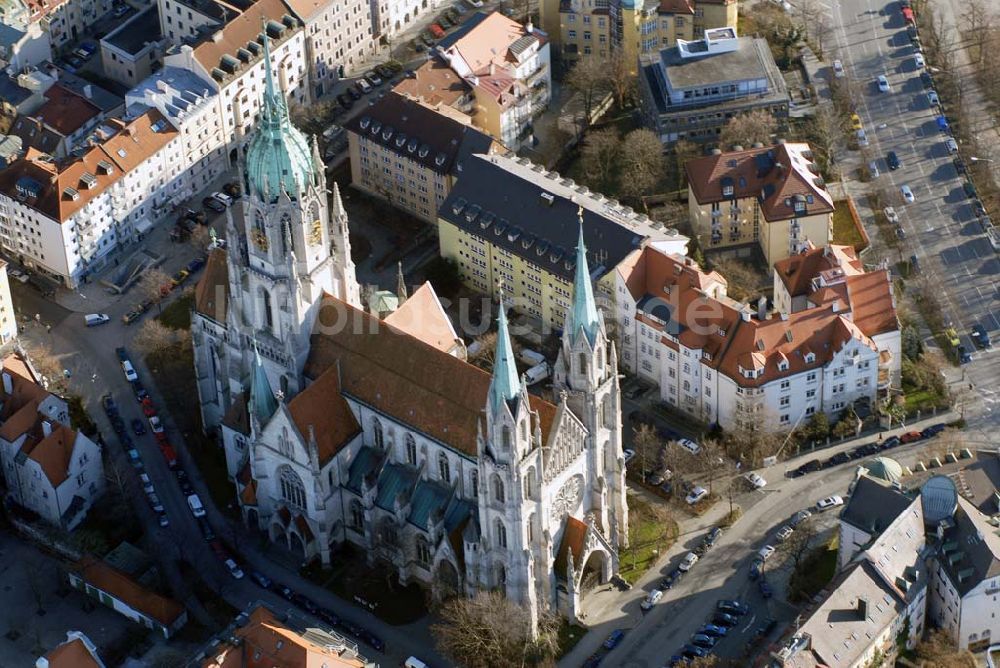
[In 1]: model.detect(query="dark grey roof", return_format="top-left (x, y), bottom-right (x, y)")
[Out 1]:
top-left (439, 154), bottom-right (648, 282)
top-left (658, 37), bottom-right (781, 90)
top-left (956, 451), bottom-right (1000, 515)
top-left (636, 294), bottom-right (682, 336)
top-left (841, 475), bottom-right (912, 535)
top-left (104, 7), bottom-right (162, 56)
top-left (937, 496), bottom-right (1000, 596)
top-left (0, 74), bottom-right (33, 108)
top-left (344, 92), bottom-right (493, 176)
top-left (437, 11), bottom-right (490, 50)
top-left (508, 34), bottom-right (538, 59)
top-left (56, 72), bottom-right (124, 113)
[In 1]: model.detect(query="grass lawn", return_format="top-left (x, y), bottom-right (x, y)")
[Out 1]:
top-left (619, 498), bottom-right (678, 584)
top-left (300, 544), bottom-right (427, 625)
top-left (831, 200), bottom-right (866, 251)
top-left (555, 620), bottom-right (588, 659)
top-left (157, 290), bottom-right (194, 330)
top-left (789, 534), bottom-right (839, 602)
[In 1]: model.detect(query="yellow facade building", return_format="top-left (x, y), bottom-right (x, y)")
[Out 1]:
top-left (437, 153), bottom-right (689, 331)
top-left (539, 0), bottom-right (736, 70)
top-left (685, 143), bottom-right (834, 267)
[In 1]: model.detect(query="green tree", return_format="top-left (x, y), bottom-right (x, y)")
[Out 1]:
top-left (802, 412), bottom-right (830, 442)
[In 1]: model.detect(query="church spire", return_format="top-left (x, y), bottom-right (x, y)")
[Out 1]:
top-left (250, 343), bottom-right (278, 424)
top-left (260, 21), bottom-right (287, 127)
top-left (569, 207), bottom-right (600, 345)
top-left (396, 262), bottom-right (407, 304)
top-left (488, 290), bottom-right (520, 412)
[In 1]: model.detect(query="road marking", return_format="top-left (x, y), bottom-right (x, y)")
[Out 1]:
top-left (742, 614), bottom-right (757, 633)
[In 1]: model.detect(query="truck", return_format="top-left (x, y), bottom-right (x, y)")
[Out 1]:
top-left (524, 362), bottom-right (550, 386)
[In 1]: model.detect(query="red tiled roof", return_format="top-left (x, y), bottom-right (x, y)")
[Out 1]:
top-left (384, 282), bottom-right (460, 354)
top-left (845, 271), bottom-right (898, 337)
top-left (658, 0), bottom-right (694, 13)
top-left (287, 369), bottom-right (361, 465)
top-left (554, 516), bottom-right (588, 577)
top-left (22, 422), bottom-right (77, 487)
top-left (194, 249), bottom-right (228, 322)
top-left (686, 143), bottom-right (834, 222)
top-left (773, 243), bottom-right (861, 298)
top-left (41, 636), bottom-right (102, 668)
top-left (35, 85), bottom-right (101, 136)
top-left (72, 557), bottom-right (185, 627)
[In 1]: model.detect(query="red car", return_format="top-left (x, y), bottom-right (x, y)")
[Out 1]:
top-left (143, 404), bottom-right (157, 417)
top-left (900, 431), bottom-right (923, 444)
top-left (159, 443), bottom-right (178, 468)
top-left (429, 23), bottom-right (445, 38)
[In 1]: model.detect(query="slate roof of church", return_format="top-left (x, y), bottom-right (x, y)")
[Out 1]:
top-left (304, 294), bottom-right (557, 457)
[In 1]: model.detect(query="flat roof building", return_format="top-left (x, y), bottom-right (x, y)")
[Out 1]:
top-left (101, 7), bottom-right (166, 88)
top-left (638, 28), bottom-right (788, 144)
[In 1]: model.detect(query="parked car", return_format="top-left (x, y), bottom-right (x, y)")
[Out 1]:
top-left (717, 600), bottom-right (750, 616)
top-left (971, 324), bottom-right (992, 348)
top-left (936, 115), bottom-right (950, 132)
top-left (121, 360), bottom-right (138, 382)
top-left (139, 473), bottom-right (154, 494)
top-left (130, 418), bottom-right (146, 435)
top-left (660, 569), bottom-right (682, 589)
top-left (927, 89), bottom-right (939, 105)
top-left (250, 570), bottom-right (273, 589)
top-left (690, 634), bottom-right (717, 649)
top-left (623, 448), bottom-right (636, 465)
top-left (355, 78), bottom-right (373, 94)
top-left (222, 182), bottom-right (241, 198)
top-left (682, 644), bottom-right (709, 659)
top-left (148, 415), bottom-right (164, 433)
top-left (758, 545), bottom-right (776, 561)
top-left (132, 380), bottom-right (148, 401)
top-left (197, 516), bottom-right (215, 541)
top-left (640, 589), bottom-right (664, 610)
top-left (337, 93), bottom-right (354, 108)
top-left (816, 495), bottom-right (844, 510)
top-left (122, 310), bottom-right (143, 325)
top-left (712, 612), bottom-right (739, 627)
top-left (704, 527), bottom-right (723, 547)
top-left (685, 486), bottom-right (709, 505)
top-left (759, 578), bottom-right (774, 598)
top-left (901, 185), bottom-right (915, 203)
top-left (364, 70), bottom-right (383, 86)
top-left (203, 197), bottom-right (226, 213)
top-left (832, 59), bottom-right (845, 77)
top-left (698, 624), bottom-right (728, 638)
top-left (603, 629), bottom-right (626, 650)
top-left (958, 345), bottom-right (972, 364)
top-left (856, 128), bottom-right (869, 146)
top-left (954, 156), bottom-right (966, 174)
top-left (224, 559), bottom-right (245, 579)
top-left (776, 525), bottom-right (794, 542)
top-left (883, 206), bottom-right (899, 224)
top-left (84, 313), bottom-right (110, 327)
top-left (849, 112), bottom-right (862, 130)
top-left (157, 513), bottom-right (170, 527)
top-left (679, 552), bottom-right (699, 572)
top-left (790, 509), bottom-right (813, 526)
top-left (744, 472), bottom-right (767, 489)
top-left (946, 137), bottom-right (959, 154)
top-left (749, 558), bottom-right (763, 580)
top-left (881, 435), bottom-right (901, 449)
top-left (914, 52), bottom-right (925, 68)
top-left (677, 438), bottom-right (700, 455)
top-left (921, 423), bottom-right (947, 438)
top-left (187, 257), bottom-right (206, 273)
top-left (113, 3), bottom-right (129, 16)
top-left (877, 74), bottom-right (891, 92)
top-left (887, 151), bottom-right (901, 170)
top-left (900, 431), bottom-right (924, 444)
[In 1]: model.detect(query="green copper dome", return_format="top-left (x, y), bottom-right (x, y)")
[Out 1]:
top-left (245, 30), bottom-right (315, 202)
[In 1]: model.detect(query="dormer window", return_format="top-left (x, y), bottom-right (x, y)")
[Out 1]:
top-left (794, 200), bottom-right (806, 212)
top-left (778, 360), bottom-right (789, 372)
top-left (805, 352), bottom-right (816, 363)
top-left (722, 185), bottom-right (734, 196)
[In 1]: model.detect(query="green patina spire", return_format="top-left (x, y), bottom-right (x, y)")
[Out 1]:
top-left (245, 22), bottom-right (315, 202)
top-left (489, 290), bottom-right (521, 412)
top-left (250, 343), bottom-right (278, 424)
top-left (569, 208), bottom-right (600, 345)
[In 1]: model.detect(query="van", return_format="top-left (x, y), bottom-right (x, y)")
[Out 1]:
top-left (84, 313), bottom-right (110, 327)
top-left (187, 493), bottom-right (206, 517)
top-left (519, 348), bottom-right (546, 366)
top-left (404, 658), bottom-right (429, 668)
top-left (524, 362), bottom-right (550, 385)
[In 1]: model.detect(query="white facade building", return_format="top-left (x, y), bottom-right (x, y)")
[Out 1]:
top-left (0, 353), bottom-right (104, 530)
top-left (0, 261), bottom-right (17, 344)
top-left (163, 0), bottom-right (309, 168)
top-left (126, 67), bottom-right (227, 200)
top-left (614, 243), bottom-right (899, 431)
top-left (0, 110), bottom-right (181, 286)
top-left (16, 0), bottom-right (112, 49)
top-left (284, 0), bottom-right (376, 97)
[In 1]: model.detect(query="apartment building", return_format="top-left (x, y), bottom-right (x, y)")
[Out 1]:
top-left (0, 353), bottom-right (104, 530)
top-left (68, 556), bottom-right (188, 639)
top-left (126, 67), bottom-right (227, 198)
top-left (196, 604), bottom-right (373, 667)
top-left (394, 11), bottom-right (551, 148)
top-left (370, 0), bottom-right (436, 41)
top-left (99, 7), bottom-right (166, 88)
top-left (0, 261), bottom-right (17, 344)
top-left (686, 142), bottom-right (833, 266)
top-left (163, 0), bottom-right (309, 164)
top-left (285, 0), bottom-right (375, 97)
top-left (639, 27), bottom-right (788, 144)
top-left (36, 631), bottom-right (105, 668)
top-left (345, 91), bottom-right (498, 223)
top-left (0, 110), bottom-right (181, 286)
top-left (0, 15), bottom-right (51, 71)
top-left (613, 244), bottom-right (898, 431)
top-left (9, 83), bottom-right (104, 159)
top-left (539, 0), bottom-right (736, 69)
top-left (13, 0), bottom-right (112, 49)
top-left (438, 152), bottom-right (688, 330)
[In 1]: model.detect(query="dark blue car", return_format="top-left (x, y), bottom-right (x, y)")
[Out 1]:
top-left (603, 629), bottom-right (626, 650)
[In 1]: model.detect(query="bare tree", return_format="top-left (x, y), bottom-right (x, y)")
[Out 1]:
top-left (138, 268), bottom-right (171, 314)
top-left (25, 342), bottom-right (64, 393)
top-left (959, 0), bottom-right (993, 67)
top-left (432, 591), bottom-right (560, 667)
top-left (672, 139), bottom-right (702, 192)
top-left (695, 439), bottom-right (727, 493)
top-left (780, 517), bottom-right (818, 575)
top-left (189, 225), bottom-right (213, 253)
top-left (914, 629), bottom-right (978, 668)
top-left (717, 110), bottom-right (777, 151)
top-left (565, 56), bottom-right (608, 129)
top-left (607, 49), bottom-right (638, 108)
top-left (468, 331), bottom-right (521, 373)
top-left (581, 128), bottom-right (622, 191)
top-left (707, 256), bottom-right (762, 303)
top-left (132, 319), bottom-right (178, 359)
top-left (632, 424), bottom-right (662, 483)
top-left (618, 129), bottom-right (665, 202)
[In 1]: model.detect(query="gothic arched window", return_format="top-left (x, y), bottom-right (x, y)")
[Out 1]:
top-left (597, 346), bottom-right (604, 371)
top-left (492, 475), bottom-right (505, 504)
top-left (578, 352), bottom-right (587, 375)
top-left (278, 465), bottom-right (306, 509)
top-left (495, 518), bottom-right (507, 549)
top-left (280, 214), bottom-right (292, 256)
top-left (470, 470), bottom-right (479, 498)
top-left (259, 288), bottom-right (273, 332)
top-left (524, 467), bottom-right (536, 501)
top-left (501, 426), bottom-right (512, 452)
top-left (438, 453), bottom-right (451, 483)
top-left (349, 500), bottom-right (364, 530)
top-left (308, 201), bottom-right (322, 246)
top-left (372, 417), bottom-right (384, 449)
top-left (416, 536), bottom-right (431, 565)
top-left (252, 211), bottom-right (268, 251)
top-left (405, 433), bottom-right (417, 465)
top-left (602, 394), bottom-right (612, 428)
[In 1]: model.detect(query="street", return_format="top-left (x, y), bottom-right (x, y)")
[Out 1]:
top-left (823, 0), bottom-right (1000, 436)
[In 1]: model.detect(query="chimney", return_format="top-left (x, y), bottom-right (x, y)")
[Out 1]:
top-left (526, 21), bottom-right (533, 33)
top-left (83, 84), bottom-right (92, 99)
top-left (831, 300), bottom-right (840, 313)
top-left (757, 296), bottom-right (767, 320)
top-left (740, 309), bottom-right (751, 322)
top-left (780, 312), bottom-right (788, 321)
top-left (857, 596), bottom-right (868, 620)
top-left (42, 420), bottom-right (52, 437)
top-left (1, 371), bottom-right (11, 395)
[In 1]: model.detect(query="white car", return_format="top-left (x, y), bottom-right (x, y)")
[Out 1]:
top-left (212, 191), bottom-right (233, 207)
top-left (640, 589), bottom-right (663, 610)
top-left (148, 416), bottom-right (164, 434)
top-left (776, 526), bottom-right (794, 542)
top-left (8, 269), bottom-right (29, 283)
top-left (758, 544), bottom-right (776, 561)
top-left (679, 552), bottom-right (699, 572)
top-left (884, 206), bottom-right (899, 224)
top-left (914, 53), bottom-right (925, 68)
top-left (832, 59), bottom-right (845, 78)
top-left (677, 438), bottom-right (701, 455)
top-left (869, 161), bottom-right (880, 178)
top-left (623, 448), bottom-right (636, 465)
top-left (878, 75), bottom-right (891, 92)
top-left (686, 486), bottom-right (709, 505)
top-left (856, 128), bottom-right (869, 147)
top-left (744, 472), bottom-right (767, 489)
top-left (927, 90), bottom-right (939, 106)
top-left (224, 558), bottom-right (245, 580)
top-left (901, 185), bottom-right (915, 203)
top-left (945, 138), bottom-right (958, 154)
top-left (139, 473), bottom-right (154, 495)
top-left (816, 495), bottom-right (845, 510)
top-left (121, 360), bottom-right (138, 382)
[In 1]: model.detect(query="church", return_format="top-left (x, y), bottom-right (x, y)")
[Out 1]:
top-left (191, 31), bottom-right (629, 629)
